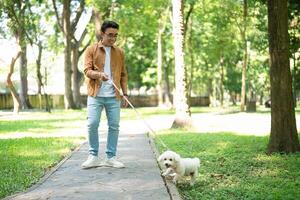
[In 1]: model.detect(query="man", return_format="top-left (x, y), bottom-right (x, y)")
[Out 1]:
top-left (82, 20), bottom-right (128, 169)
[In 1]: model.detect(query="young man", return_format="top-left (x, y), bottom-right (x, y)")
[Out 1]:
top-left (82, 20), bottom-right (128, 169)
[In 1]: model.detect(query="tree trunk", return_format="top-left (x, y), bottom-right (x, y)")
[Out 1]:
top-left (92, 5), bottom-right (111, 42)
top-left (230, 92), bottom-right (237, 106)
top-left (188, 15), bottom-right (194, 103)
top-left (292, 51), bottom-right (297, 107)
top-left (207, 76), bottom-right (213, 106)
top-left (6, 51), bottom-right (22, 113)
top-left (63, 0), bottom-right (75, 109)
top-left (220, 55), bottom-right (224, 106)
top-left (36, 42), bottom-right (51, 112)
top-left (171, 0), bottom-right (192, 128)
top-left (72, 45), bottom-right (82, 108)
top-left (240, 0), bottom-right (248, 112)
top-left (163, 61), bottom-right (172, 107)
top-left (36, 41), bottom-right (42, 109)
top-left (36, 42), bottom-right (42, 95)
top-left (17, 27), bottom-right (31, 109)
top-left (71, 14), bottom-right (91, 109)
top-left (267, 0), bottom-right (300, 153)
top-left (157, 7), bottom-right (170, 107)
top-left (93, 8), bottom-right (102, 41)
top-left (19, 44), bottom-right (30, 109)
top-left (157, 30), bottom-right (163, 107)
top-left (259, 91), bottom-right (264, 105)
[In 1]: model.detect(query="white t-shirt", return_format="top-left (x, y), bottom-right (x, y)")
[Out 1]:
top-left (97, 46), bottom-right (115, 97)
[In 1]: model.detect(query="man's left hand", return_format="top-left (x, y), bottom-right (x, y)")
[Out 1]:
top-left (122, 95), bottom-right (129, 108)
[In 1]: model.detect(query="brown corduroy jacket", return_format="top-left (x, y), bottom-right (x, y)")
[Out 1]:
top-left (84, 42), bottom-right (128, 100)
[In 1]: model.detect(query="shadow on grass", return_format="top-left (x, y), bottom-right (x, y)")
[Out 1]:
top-left (155, 131), bottom-right (300, 200)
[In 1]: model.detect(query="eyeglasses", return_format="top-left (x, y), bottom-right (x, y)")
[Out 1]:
top-left (104, 33), bottom-right (118, 39)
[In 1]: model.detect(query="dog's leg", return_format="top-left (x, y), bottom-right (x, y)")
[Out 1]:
top-left (190, 170), bottom-right (198, 186)
top-left (173, 174), bottom-right (179, 184)
top-left (162, 168), bottom-right (173, 176)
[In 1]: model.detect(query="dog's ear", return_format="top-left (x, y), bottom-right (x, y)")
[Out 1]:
top-left (173, 153), bottom-right (181, 163)
top-left (157, 154), bottom-right (164, 162)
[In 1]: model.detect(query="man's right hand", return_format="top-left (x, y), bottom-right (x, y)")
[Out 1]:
top-left (99, 72), bottom-right (109, 81)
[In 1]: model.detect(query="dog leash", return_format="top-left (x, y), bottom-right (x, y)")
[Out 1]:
top-left (108, 79), bottom-right (169, 150)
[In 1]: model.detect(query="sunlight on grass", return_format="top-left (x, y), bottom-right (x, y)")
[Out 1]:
top-left (0, 137), bottom-right (84, 199)
top-left (154, 130), bottom-right (300, 200)
top-left (250, 168), bottom-right (280, 178)
top-left (0, 110), bottom-right (86, 198)
top-left (215, 141), bottom-right (229, 150)
top-left (0, 106), bottom-right (299, 199)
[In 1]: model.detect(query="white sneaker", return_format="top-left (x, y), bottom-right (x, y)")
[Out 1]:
top-left (81, 155), bottom-right (101, 169)
top-left (102, 157), bottom-right (125, 168)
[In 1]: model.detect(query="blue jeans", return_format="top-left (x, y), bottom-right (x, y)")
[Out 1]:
top-left (87, 96), bottom-right (121, 158)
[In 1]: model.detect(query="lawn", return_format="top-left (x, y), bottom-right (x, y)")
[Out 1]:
top-left (155, 130), bottom-right (300, 200)
top-left (1, 106), bottom-right (299, 199)
top-left (0, 110), bottom-right (86, 198)
top-left (0, 137), bottom-right (83, 199)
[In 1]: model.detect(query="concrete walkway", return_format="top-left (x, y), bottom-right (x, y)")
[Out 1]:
top-left (7, 116), bottom-right (177, 200)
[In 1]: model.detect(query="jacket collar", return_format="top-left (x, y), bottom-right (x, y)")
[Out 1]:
top-left (97, 41), bottom-right (116, 49)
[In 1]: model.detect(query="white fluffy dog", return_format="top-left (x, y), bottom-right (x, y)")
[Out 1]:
top-left (158, 150), bottom-right (200, 186)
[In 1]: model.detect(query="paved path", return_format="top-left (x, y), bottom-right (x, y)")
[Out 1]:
top-left (7, 116), bottom-right (176, 200)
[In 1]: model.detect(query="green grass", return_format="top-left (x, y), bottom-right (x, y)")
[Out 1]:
top-left (155, 130), bottom-right (300, 200)
top-left (0, 110), bottom-right (87, 198)
top-left (0, 106), bottom-right (299, 199)
top-left (0, 137), bottom-right (83, 199)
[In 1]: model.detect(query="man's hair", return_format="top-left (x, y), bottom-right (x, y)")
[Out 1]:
top-left (101, 20), bottom-right (119, 33)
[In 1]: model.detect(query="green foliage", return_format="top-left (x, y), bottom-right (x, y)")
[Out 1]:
top-left (0, 0), bottom-right (42, 45)
top-left (155, 131), bottom-right (300, 200)
top-left (115, 0), bottom-right (162, 89)
top-left (223, 61), bottom-right (242, 94)
top-left (0, 0), bottom-right (299, 104)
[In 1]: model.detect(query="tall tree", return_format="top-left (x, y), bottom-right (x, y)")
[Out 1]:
top-left (52, 0), bottom-right (86, 109)
top-left (90, 0), bottom-right (112, 41)
top-left (267, 0), bottom-right (300, 153)
top-left (157, 6), bottom-right (169, 107)
top-left (15, 0), bottom-right (32, 109)
top-left (6, 51), bottom-right (22, 113)
top-left (171, 0), bottom-right (192, 128)
top-left (240, 0), bottom-right (248, 111)
top-left (52, 0), bottom-right (74, 108)
top-left (1, 0), bottom-right (37, 110)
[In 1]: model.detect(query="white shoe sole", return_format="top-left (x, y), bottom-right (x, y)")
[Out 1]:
top-left (100, 162), bottom-right (125, 168)
top-left (81, 162), bottom-right (101, 169)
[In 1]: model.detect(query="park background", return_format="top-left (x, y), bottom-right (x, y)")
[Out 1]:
top-left (0, 0), bottom-right (300, 199)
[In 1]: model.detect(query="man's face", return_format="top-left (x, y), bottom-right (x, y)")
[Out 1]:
top-left (101, 27), bottom-right (118, 47)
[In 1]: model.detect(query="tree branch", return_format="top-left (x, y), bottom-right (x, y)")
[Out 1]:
top-left (7, 51), bottom-right (22, 86)
top-left (52, 0), bottom-right (64, 34)
top-left (78, 28), bottom-right (87, 45)
top-left (184, 3), bottom-right (194, 39)
top-left (79, 38), bottom-right (91, 57)
top-left (6, 50), bottom-right (22, 113)
top-left (9, 4), bottom-right (34, 45)
top-left (71, 0), bottom-right (85, 35)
